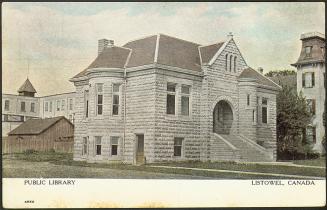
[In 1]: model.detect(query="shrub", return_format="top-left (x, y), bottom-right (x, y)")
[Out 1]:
top-left (24, 149), bottom-right (37, 154)
top-left (49, 148), bottom-right (56, 153)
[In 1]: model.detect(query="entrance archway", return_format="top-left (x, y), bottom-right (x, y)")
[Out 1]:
top-left (213, 100), bottom-right (233, 134)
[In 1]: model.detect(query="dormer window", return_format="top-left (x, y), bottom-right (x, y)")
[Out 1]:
top-left (305, 46), bottom-right (312, 57)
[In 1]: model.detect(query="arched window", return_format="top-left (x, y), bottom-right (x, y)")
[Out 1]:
top-left (229, 55), bottom-right (233, 72)
top-left (234, 56), bottom-right (237, 72)
top-left (225, 54), bottom-right (228, 71)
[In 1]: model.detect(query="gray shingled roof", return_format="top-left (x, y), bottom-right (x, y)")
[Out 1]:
top-left (73, 34), bottom-right (218, 78)
top-left (199, 42), bottom-right (224, 64)
top-left (18, 78), bottom-right (37, 93)
top-left (8, 116), bottom-right (71, 135)
top-left (238, 68), bottom-right (281, 89)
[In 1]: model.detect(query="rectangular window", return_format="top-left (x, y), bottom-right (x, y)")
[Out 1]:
top-left (21, 102), bottom-right (26, 112)
top-left (45, 102), bottom-right (48, 112)
top-left (303, 72), bottom-right (315, 88)
top-left (110, 136), bottom-right (119, 156)
top-left (49, 102), bottom-right (52, 112)
top-left (57, 100), bottom-right (60, 111)
top-left (95, 84), bottom-right (104, 115)
top-left (306, 99), bottom-right (316, 115)
top-left (181, 85), bottom-right (190, 116)
top-left (174, 137), bottom-right (183, 157)
top-left (69, 99), bottom-right (73, 111)
top-left (252, 110), bottom-right (255, 122)
top-left (95, 136), bottom-right (102, 155)
top-left (167, 83), bottom-right (176, 115)
top-left (247, 94), bottom-right (250, 106)
top-left (61, 100), bottom-right (65, 111)
top-left (262, 98), bottom-right (268, 124)
top-left (306, 126), bottom-right (316, 144)
top-left (84, 90), bottom-right (89, 118)
top-left (305, 46), bottom-right (312, 57)
top-left (256, 97), bottom-right (259, 123)
top-left (112, 84), bottom-right (120, 115)
top-left (82, 137), bottom-right (88, 156)
top-left (31, 102), bottom-right (35, 113)
top-left (4, 100), bottom-right (9, 111)
top-left (4, 114), bottom-right (9, 121)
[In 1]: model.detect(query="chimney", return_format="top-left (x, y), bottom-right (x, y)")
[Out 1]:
top-left (258, 67), bottom-right (263, 74)
top-left (227, 32), bottom-right (233, 39)
top-left (98, 39), bottom-right (114, 55)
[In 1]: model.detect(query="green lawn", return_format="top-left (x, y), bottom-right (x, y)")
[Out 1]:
top-left (293, 157), bottom-right (326, 167)
top-left (2, 152), bottom-right (326, 179)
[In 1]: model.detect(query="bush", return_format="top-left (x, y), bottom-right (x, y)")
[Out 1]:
top-left (49, 148), bottom-right (56, 153)
top-left (23, 149), bottom-right (37, 154)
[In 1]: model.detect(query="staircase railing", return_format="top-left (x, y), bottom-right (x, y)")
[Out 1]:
top-left (213, 133), bottom-right (240, 160)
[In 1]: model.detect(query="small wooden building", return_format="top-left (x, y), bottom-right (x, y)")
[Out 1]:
top-left (4, 116), bottom-right (74, 153)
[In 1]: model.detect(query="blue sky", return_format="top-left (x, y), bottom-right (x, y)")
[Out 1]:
top-left (2, 2), bottom-right (325, 95)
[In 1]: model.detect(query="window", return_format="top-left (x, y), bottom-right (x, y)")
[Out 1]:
top-left (225, 54), bottom-right (228, 71)
top-left (84, 90), bottom-right (89, 118)
top-left (49, 102), bottom-right (52, 112)
top-left (31, 102), bottom-right (35, 113)
top-left (306, 126), bottom-right (316, 144)
top-left (82, 137), bottom-right (88, 156)
top-left (95, 84), bottom-right (103, 115)
top-left (112, 84), bottom-right (120, 115)
top-left (234, 56), bottom-right (237, 72)
top-left (21, 102), bottom-right (26, 112)
top-left (69, 99), bottom-right (73, 111)
top-left (57, 100), bottom-right (60, 111)
top-left (4, 100), bottom-right (9, 111)
top-left (20, 116), bottom-right (24, 122)
top-left (61, 100), bottom-right (65, 111)
top-left (181, 85), bottom-right (190, 116)
top-left (174, 137), bottom-right (183, 157)
top-left (45, 102), bottom-right (48, 112)
top-left (95, 136), bottom-right (102, 155)
top-left (305, 46), bottom-right (312, 57)
top-left (110, 136), bottom-right (119, 156)
top-left (247, 94), bottom-right (250, 106)
top-left (256, 97), bottom-right (259, 123)
top-left (229, 55), bottom-right (233, 71)
top-left (3, 114), bottom-right (8, 121)
top-left (167, 83), bottom-right (176, 115)
top-left (262, 98), bottom-right (268, 124)
top-left (302, 72), bottom-right (315, 88)
top-left (252, 110), bottom-right (255, 122)
top-left (306, 99), bottom-right (316, 115)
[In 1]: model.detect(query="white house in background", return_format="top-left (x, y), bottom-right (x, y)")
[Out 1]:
top-left (2, 78), bottom-right (76, 136)
top-left (291, 32), bottom-right (325, 153)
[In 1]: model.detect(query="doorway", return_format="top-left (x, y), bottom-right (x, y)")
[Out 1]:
top-left (135, 134), bottom-right (145, 165)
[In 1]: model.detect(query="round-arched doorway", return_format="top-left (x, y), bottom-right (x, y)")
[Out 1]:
top-left (213, 100), bottom-right (233, 134)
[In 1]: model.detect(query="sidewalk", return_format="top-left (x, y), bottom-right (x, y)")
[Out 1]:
top-left (148, 165), bottom-right (326, 180)
top-left (235, 161), bottom-right (326, 169)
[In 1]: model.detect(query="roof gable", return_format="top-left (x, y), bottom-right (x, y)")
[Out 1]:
top-left (18, 78), bottom-right (37, 93)
top-left (199, 42), bottom-right (224, 64)
top-left (238, 67), bottom-right (281, 89)
top-left (8, 116), bottom-right (72, 135)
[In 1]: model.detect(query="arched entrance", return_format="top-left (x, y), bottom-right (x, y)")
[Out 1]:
top-left (213, 100), bottom-right (233, 134)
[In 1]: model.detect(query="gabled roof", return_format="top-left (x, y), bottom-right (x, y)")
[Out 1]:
top-left (8, 116), bottom-right (72, 135)
top-left (199, 42), bottom-right (224, 64)
top-left (18, 78), bottom-right (37, 93)
top-left (238, 67), bottom-right (281, 89)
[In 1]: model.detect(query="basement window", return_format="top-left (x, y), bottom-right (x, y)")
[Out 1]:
top-left (174, 137), bottom-right (183, 157)
top-left (110, 136), bottom-right (119, 156)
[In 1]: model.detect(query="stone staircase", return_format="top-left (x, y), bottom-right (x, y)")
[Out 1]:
top-left (211, 133), bottom-right (272, 162)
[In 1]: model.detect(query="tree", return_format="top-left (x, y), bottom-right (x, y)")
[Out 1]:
top-left (276, 85), bottom-right (312, 160)
top-left (265, 69), bottom-right (296, 77)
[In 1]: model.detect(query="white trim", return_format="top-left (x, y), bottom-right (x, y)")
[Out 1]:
top-left (154, 34), bottom-right (160, 63)
top-left (208, 37), bottom-right (232, 66)
top-left (198, 46), bottom-right (203, 65)
top-left (124, 49), bottom-right (133, 68)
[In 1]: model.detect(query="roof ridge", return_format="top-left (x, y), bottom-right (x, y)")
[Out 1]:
top-left (154, 34), bottom-right (160, 63)
top-left (158, 33), bottom-right (201, 46)
top-left (199, 42), bottom-right (224, 48)
top-left (123, 34), bottom-right (158, 46)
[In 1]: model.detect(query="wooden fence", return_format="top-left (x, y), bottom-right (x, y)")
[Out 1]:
top-left (2, 136), bottom-right (73, 154)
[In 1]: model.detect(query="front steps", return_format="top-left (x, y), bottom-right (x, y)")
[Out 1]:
top-left (210, 133), bottom-right (272, 162)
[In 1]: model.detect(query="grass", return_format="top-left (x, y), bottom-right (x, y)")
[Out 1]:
top-left (3, 152), bottom-right (326, 179)
top-left (293, 157), bottom-right (326, 167)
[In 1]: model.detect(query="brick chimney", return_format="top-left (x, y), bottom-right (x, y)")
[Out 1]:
top-left (98, 39), bottom-right (114, 55)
